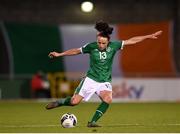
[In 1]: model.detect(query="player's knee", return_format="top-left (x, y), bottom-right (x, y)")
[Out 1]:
top-left (71, 97), bottom-right (81, 106)
top-left (103, 96), bottom-right (112, 104)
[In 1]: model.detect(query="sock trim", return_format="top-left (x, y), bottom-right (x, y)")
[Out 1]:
top-left (96, 110), bottom-right (103, 115)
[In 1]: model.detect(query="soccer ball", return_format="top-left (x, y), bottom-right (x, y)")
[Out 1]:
top-left (60, 113), bottom-right (77, 128)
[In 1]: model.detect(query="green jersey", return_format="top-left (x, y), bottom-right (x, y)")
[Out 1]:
top-left (81, 41), bottom-right (123, 82)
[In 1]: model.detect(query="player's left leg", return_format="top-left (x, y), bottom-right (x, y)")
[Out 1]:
top-left (88, 90), bottom-right (112, 127)
top-left (88, 82), bottom-right (112, 127)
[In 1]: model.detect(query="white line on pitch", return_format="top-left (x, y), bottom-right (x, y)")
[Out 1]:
top-left (0, 123), bottom-right (180, 128)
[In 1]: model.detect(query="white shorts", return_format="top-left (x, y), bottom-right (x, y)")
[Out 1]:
top-left (75, 77), bottom-right (112, 101)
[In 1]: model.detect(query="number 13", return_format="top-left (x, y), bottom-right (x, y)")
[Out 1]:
top-left (99, 52), bottom-right (107, 60)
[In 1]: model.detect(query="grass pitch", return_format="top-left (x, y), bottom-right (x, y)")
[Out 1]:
top-left (0, 100), bottom-right (180, 133)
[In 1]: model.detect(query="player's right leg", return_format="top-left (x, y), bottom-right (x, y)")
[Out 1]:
top-left (45, 94), bottom-right (83, 110)
top-left (45, 77), bottom-right (87, 110)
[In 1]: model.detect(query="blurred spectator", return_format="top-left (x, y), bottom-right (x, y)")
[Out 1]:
top-left (31, 71), bottom-right (50, 98)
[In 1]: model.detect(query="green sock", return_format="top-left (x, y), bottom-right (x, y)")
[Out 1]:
top-left (90, 101), bottom-right (109, 123)
top-left (57, 96), bottom-right (72, 106)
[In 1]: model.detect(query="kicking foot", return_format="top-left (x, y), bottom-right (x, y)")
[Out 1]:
top-left (87, 122), bottom-right (101, 127)
top-left (46, 101), bottom-right (59, 110)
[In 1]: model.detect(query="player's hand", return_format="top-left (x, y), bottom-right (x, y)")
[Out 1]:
top-left (48, 51), bottom-right (60, 58)
top-left (151, 30), bottom-right (163, 39)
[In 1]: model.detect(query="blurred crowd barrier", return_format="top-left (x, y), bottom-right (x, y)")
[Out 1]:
top-left (0, 72), bottom-right (83, 99)
top-left (47, 72), bottom-right (83, 98)
top-left (0, 72), bottom-right (180, 102)
top-left (111, 78), bottom-right (180, 102)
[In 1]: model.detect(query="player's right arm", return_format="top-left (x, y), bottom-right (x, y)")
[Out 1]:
top-left (48, 48), bottom-right (81, 58)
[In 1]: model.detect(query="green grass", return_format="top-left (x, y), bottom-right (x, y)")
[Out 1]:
top-left (0, 100), bottom-right (180, 133)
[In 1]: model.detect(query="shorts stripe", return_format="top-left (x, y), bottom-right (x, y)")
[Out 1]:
top-left (75, 78), bottom-right (85, 94)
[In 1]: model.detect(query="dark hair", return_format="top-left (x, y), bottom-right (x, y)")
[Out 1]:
top-left (95, 20), bottom-right (113, 40)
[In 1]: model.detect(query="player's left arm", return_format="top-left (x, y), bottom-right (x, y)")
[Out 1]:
top-left (123, 30), bottom-right (162, 46)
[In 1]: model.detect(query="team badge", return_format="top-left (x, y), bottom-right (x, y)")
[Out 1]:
top-left (106, 47), bottom-right (111, 52)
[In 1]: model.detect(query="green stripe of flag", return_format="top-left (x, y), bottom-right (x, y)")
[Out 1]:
top-left (5, 22), bottom-right (65, 74)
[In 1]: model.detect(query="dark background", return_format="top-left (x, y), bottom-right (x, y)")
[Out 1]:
top-left (0, 0), bottom-right (179, 74)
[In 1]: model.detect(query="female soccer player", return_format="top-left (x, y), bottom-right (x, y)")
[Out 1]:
top-left (46, 21), bottom-right (162, 127)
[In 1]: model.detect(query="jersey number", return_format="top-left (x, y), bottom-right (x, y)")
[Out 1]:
top-left (99, 52), bottom-right (107, 60)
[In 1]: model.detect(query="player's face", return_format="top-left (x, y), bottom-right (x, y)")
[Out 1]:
top-left (97, 36), bottom-right (109, 50)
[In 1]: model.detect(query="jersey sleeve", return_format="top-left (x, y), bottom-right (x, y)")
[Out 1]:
top-left (80, 43), bottom-right (92, 54)
top-left (113, 40), bottom-right (124, 51)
